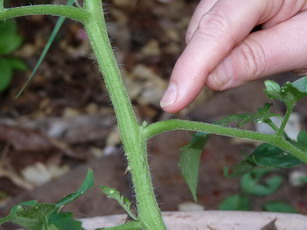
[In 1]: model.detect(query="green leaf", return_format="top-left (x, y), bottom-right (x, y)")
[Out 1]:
top-left (0, 170), bottom-right (93, 229)
top-left (294, 131), bottom-right (307, 151)
top-left (179, 132), bottom-right (209, 201)
top-left (238, 103), bottom-right (280, 127)
top-left (17, 200), bottom-right (39, 206)
top-left (56, 169), bottom-right (94, 207)
top-left (0, 216), bottom-right (10, 225)
top-left (297, 130), bottom-right (307, 143)
top-left (224, 158), bottom-right (256, 178)
top-left (296, 175), bottom-right (307, 185)
top-left (265, 77), bottom-right (307, 106)
top-left (0, 203), bottom-right (84, 230)
top-left (6, 57), bottom-right (28, 71)
top-left (264, 80), bottom-right (282, 101)
top-left (0, 58), bottom-right (13, 91)
top-left (251, 143), bottom-right (302, 168)
top-left (225, 139), bottom-right (304, 173)
top-left (0, 34), bottom-right (22, 55)
top-left (17, 203), bottom-right (56, 220)
top-left (17, 0), bottom-right (76, 98)
top-left (0, 20), bottom-right (22, 54)
top-left (0, 219), bottom-right (6, 225)
top-left (101, 186), bottom-right (137, 220)
top-left (215, 103), bottom-right (279, 128)
top-left (291, 76), bottom-right (307, 95)
top-left (240, 168), bottom-right (283, 196)
top-left (263, 201), bottom-right (298, 213)
top-left (48, 212), bottom-right (84, 230)
top-left (218, 194), bottom-right (251, 211)
top-left (2, 202), bottom-right (58, 230)
top-left (215, 113), bottom-right (250, 126)
top-left (0, 19), bottom-right (17, 34)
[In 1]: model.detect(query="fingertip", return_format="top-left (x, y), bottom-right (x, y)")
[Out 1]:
top-left (160, 105), bottom-right (181, 114)
top-left (160, 82), bottom-right (178, 109)
top-left (160, 101), bottom-right (186, 114)
top-left (160, 81), bottom-right (184, 113)
top-left (160, 78), bottom-right (205, 113)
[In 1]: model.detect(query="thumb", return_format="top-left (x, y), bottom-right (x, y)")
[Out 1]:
top-left (206, 12), bottom-right (307, 91)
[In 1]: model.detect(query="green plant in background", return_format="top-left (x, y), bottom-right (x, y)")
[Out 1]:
top-left (219, 168), bottom-right (298, 213)
top-left (0, 170), bottom-right (94, 229)
top-left (0, 1), bottom-right (306, 230)
top-left (16, 0), bottom-right (75, 98)
top-left (0, 19), bottom-right (27, 92)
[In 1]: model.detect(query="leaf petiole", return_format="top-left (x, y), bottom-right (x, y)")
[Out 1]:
top-left (276, 103), bottom-right (294, 137)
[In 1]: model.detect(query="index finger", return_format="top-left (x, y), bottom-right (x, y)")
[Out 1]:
top-left (186, 0), bottom-right (218, 43)
top-left (161, 0), bottom-right (281, 113)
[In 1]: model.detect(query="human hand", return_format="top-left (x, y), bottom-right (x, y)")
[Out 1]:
top-left (160, 0), bottom-right (307, 113)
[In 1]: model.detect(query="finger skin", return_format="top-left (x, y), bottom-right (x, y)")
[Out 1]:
top-left (162, 0), bottom-right (307, 113)
top-left (206, 11), bottom-right (307, 90)
top-left (186, 0), bottom-right (219, 44)
top-left (263, 0), bottom-right (307, 28)
top-left (162, 0), bottom-right (273, 113)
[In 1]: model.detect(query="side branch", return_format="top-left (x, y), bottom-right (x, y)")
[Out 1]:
top-left (0, 5), bottom-right (89, 22)
top-left (277, 104), bottom-right (294, 137)
top-left (144, 119), bottom-right (307, 163)
top-left (144, 119), bottom-right (275, 141)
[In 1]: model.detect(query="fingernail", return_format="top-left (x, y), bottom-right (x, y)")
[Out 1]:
top-left (160, 82), bottom-right (177, 108)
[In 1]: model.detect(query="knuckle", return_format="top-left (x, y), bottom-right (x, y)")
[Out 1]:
top-left (197, 10), bottom-right (231, 42)
top-left (281, 0), bottom-right (306, 14)
top-left (238, 39), bottom-right (267, 79)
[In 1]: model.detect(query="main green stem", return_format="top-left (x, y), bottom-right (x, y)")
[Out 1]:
top-left (0, 2), bottom-right (165, 229)
top-left (83, 1), bottom-right (165, 229)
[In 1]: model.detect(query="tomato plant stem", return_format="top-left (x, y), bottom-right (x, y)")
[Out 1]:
top-left (83, 0), bottom-right (166, 229)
